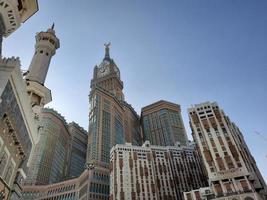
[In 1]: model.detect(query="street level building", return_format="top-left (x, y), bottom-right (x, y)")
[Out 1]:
top-left (22, 165), bottom-right (109, 200)
top-left (110, 141), bottom-right (208, 200)
top-left (184, 102), bottom-right (267, 200)
top-left (68, 122), bottom-right (88, 178)
top-left (141, 100), bottom-right (188, 146)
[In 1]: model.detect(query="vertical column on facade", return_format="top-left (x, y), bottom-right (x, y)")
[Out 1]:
top-left (0, 34), bottom-right (2, 58)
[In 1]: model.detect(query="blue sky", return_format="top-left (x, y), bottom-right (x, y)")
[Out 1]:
top-left (3, 0), bottom-right (267, 181)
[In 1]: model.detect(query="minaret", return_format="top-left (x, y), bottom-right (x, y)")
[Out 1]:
top-left (27, 24), bottom-right (60, 84)
top-left (26, 25), bottom-right (60, 115)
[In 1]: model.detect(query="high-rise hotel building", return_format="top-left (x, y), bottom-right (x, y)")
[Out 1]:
top-left (68, 122), bottom-right (88, 178)
top-left (110, 141), bottom-right (208, 200)
top-left (25, 108), bottom-right (71, 185)
top-left (87, 43), bottom-right (141, 166)
top-left (85, 44), bottom-right (142, 199)
top-left (141, 100), bottom-right (188, 146)
top-left (184, 102), bottom-right (267, 200)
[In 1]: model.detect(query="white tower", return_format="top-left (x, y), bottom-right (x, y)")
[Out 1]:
top-left (26, 25), bottom-right (60, 115)
top-left (27, 24), bottom-right (60, 84)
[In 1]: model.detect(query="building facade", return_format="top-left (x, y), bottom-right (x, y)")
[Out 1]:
top-left (141, 100), bottom-right (188, 146)
top-left (22, 169), bottom-right (91, 200)
top-left (0, 57), bottom-right (38, 199)
top-left (24, 108), bottom-right (71, 185)
top-left (88, 43), bottom-right (142, 160)
top-left (110, 141), bottom-right (208, 200)
top-left (22, 166), bottom-right (109, 200)
top-left (68, 122), bottom-right (88, 178)
top-left (184, 102), bottom-right (267, 200)
top-left (86, 43), bottom-right (142, 199)
top-left (123, 102), bottom-right (142, 146)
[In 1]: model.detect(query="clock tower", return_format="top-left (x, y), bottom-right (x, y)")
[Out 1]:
top-left (83, 44), bottom-right (142, 199)
top-left (90, 43), bottom-right (124, 101)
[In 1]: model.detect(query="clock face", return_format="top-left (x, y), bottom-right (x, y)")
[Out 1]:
top-left (98, 65), bottom-right (110, 77)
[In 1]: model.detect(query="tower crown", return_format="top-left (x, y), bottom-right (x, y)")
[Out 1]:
top-left (94, 43), bottom-right (120, 80)
top-left (26, 25), bottom-right (60, 85)
top-left (90, 44), bottom-right (124, 100)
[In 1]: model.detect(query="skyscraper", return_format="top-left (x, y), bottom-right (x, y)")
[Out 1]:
top-left (68, 122), bottom-right (88, 178)
top-left (141, 100), bottom-right (188, 146)
top-left (86, 44), bottom-right (141, 199)
top-left (87, 43), bottom-right (142, 165)
top-left (184, 102), bottom-right (267, 200)
top-left (25, 108), bottom-right (71, 185)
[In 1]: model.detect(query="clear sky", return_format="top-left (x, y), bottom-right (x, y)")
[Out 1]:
top-left (3, 0), bottom-right (267, 181)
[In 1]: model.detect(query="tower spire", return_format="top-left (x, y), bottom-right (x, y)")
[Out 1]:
top-left (51, 23), bottom-right (55, 30)
top-left (104, 42), bottom-right (111, 60)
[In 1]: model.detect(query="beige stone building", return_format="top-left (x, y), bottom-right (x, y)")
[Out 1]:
top-left (184, 102), bottom-right (267, 200)
top-left (22, 165), bottom-right (109, 200)
top-left (110, 141), bottom-right (208, 200)
top-left (0, 57), bottom-right (38, 199)
top-left (141, 100), bottom-right (188, 146)
top-left (0, 2), bottom-right (39, 196)
top-left (22, 169), bottom-right (91, 200)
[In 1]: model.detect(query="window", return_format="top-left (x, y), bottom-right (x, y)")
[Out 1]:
top-left (214, 182), bottom-right (223, 195)
top-left (237, 162), bottom-right (242, 168)
top-left (0, 150), bottom-right (9, 176)
top-left (4, 160), bottom-right (15, 184)
top-left (240, 180), bottom-right (249, 191)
